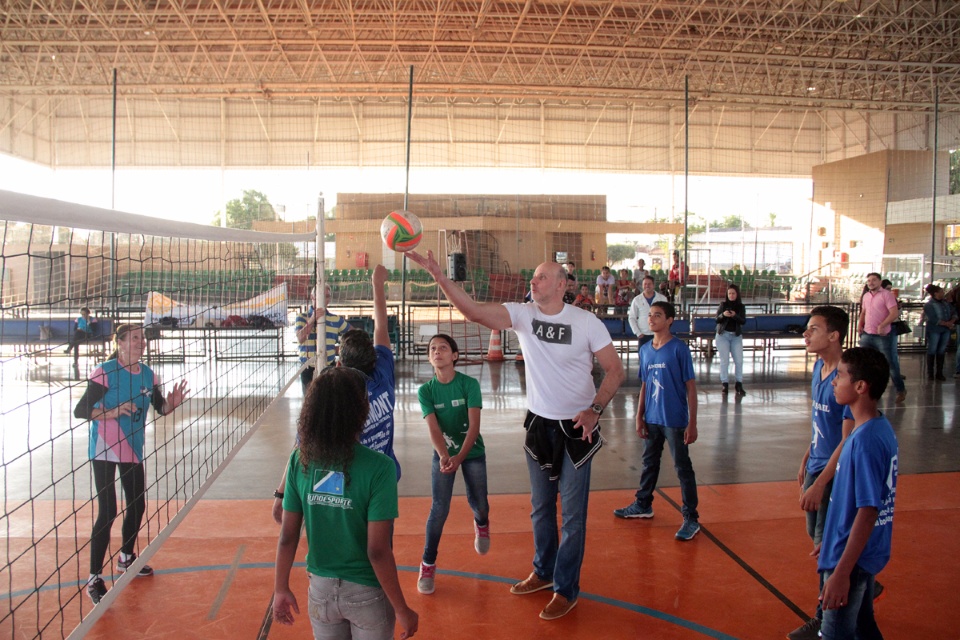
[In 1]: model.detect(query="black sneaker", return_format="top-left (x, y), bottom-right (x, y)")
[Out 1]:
top-left (786, 617), bottom-right (821, 640)
top-left (87, 577), bottom-right (107, 604)
top-left (873, 581), bottom-right (885, 601)
top-left (117, 554), bottom-right (154, 577)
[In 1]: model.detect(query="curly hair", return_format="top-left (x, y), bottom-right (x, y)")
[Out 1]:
top-left (296, 366), bottom-right (370, 482)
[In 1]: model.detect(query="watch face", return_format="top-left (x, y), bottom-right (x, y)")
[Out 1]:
top-left (592, 404), bottom-right (603, 414)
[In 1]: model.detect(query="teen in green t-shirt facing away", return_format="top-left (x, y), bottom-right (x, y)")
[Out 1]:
top-left (273, 366), bottom-right (418, 639)
top-left (415, 334), bottom-right (489, 595)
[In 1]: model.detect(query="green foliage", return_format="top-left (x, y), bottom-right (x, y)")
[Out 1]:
top-left (212, 190), bottom-right (276, 229)
top-left (949, 238), bottom-right (960, 256)
top-left (606, 243), bottom-right (636, 263)
top-left (950, 150), bottom-right (959, 195)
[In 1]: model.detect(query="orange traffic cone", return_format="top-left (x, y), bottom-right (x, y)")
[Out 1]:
top-left (484, 329), bottom-right (505, 362)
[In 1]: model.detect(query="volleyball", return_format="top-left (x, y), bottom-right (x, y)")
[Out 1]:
top-left (380, 210), bottom-right (423, 252)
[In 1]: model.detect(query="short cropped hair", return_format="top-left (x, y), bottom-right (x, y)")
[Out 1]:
top-left (339, 329), bottom-right (377, 374)
top-left (841, 347), bottom-right (889, 400)
top-left (650, 300), bottom-right (676, 319)
top-left (810, 305), bottom-right (849, 342)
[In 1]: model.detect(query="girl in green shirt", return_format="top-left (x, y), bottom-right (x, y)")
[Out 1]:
top-left (416, 334), bottom-right (489, 595)
top-left (274, 366), bottom-right (418, 639)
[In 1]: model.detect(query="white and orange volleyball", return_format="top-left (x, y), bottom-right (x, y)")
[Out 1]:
top-left (380, 210), bottom-right (423, 252)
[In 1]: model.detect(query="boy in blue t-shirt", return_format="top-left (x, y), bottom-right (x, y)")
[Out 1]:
top-left (817, 347), bottom-right (898, 639)
top-left (614, 301), bottom-right (701, 541)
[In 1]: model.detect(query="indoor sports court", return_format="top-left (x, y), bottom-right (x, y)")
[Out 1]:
top-left (2, 339), bottom-right (958, 639)
top-left (2, 2), bottom-right (960, 639)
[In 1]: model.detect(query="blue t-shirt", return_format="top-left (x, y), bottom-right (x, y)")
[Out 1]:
top-left (807, 359), bottom-right (846, 474)
top-left (359, 345), bottom-right (400, 479)
top-left (639, 337), bottom-right (696, 428)
top-left (76, 316), bottom-right (90, 332)
top-left (88, 360), bottom-right (160, 463)
top-left (818, 414), bottom-right (898, 576)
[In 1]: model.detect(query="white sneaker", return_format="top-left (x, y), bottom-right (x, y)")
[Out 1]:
top-left (474, 521), bottom-right (490, 555)
top-left (417, 562), bottom-right (436, 595)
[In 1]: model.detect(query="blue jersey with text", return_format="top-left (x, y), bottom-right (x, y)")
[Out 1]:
top-left (807, 359), bottom-right (846, 474)
top-left (359, 345), bottom-right (400, 479)
top-left (639, 337), bottom-right (695, 428)
top-left (818, 415), bottom-right (898, 576)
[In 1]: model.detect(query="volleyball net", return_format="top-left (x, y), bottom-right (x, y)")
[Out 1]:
top-left (0, 192), bottom-right (316, 638)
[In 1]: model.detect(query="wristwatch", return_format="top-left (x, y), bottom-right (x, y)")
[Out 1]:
top-left (590, 403), bottom-right (604, 416)
top-left (273, 490), bottom-right (284, 499)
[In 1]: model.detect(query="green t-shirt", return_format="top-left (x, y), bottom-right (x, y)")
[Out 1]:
top-left (282, 443), bottom-right (399, 587)
top-left (417, 371), bottom-right (484, 459)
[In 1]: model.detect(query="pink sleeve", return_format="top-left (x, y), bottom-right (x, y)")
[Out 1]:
top-left (89, 366), bottom-right (109, 388)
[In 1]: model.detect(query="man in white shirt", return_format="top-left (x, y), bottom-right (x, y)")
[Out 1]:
top-left (628, 275), bottom-right (667, 351)
top-left (406, 251), bottom-right (624, 622)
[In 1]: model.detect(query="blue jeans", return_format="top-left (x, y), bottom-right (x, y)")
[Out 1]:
top-left (926, 326), bottom-right (950, 356)
top-left (422, 452), bottom-right (489, 565)
top-left (956, 328), bottom-right (960, 373)
top-left (715, 332), bottom-right (743, 383)
top-left (307, 574), bottom-right (395, 640)
top-left (858, 333), bottom-right (905, 393)
top-left (820, 565), bottom-right (882, 639)
top-left (803, 468), bottom-right (833, 546)
top-left (525, 425), bottom-right (593, 601)
top-left (634, 423), bottom-right (699, 521)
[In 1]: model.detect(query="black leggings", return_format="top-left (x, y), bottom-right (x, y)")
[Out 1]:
top-left (90, 460), bottom-right (146, 574)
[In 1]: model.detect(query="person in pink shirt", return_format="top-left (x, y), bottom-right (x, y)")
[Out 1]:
top-left (856, 272), bottom-right (906, 403)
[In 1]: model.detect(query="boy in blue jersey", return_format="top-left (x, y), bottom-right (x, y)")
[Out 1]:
top-left (789, 307), bottom-right (855, 638)
top-left (274, 266), bottom-right (399, 524)
top-left (614, 301), bottom-right (700, 541)
top-left (818, 347), bottom-right (897, 639)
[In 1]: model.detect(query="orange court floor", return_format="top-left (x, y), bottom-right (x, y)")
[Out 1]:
top-left (6, 347), bottom-right (960, 639)
top-left (84, 476), bottom-right (960, 640)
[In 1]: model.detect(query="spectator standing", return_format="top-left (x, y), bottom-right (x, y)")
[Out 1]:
top-left (714, 284), bottom-right (747, 396)
top-left (295, 284), bottom-right (349, 395)
top-left (856, 272), bottom-right (906, 403)
top-left (922, 283), bottom-right (957, 381)
top-left (627, 275), bottom-right (667, 352)
top-left (632, 258), bottom-right (649, 294)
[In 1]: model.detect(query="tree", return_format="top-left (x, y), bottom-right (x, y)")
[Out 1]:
top-left (212, 190), bottom-right (276, 229)
top-left (606, 243), bottom-right (636, 264)
top-left (950, 150), bottom-right (959, 195)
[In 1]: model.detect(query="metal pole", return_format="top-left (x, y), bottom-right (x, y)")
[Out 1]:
top-left (317, 193), bottom-right (327, 366)
top-left (400, 65), bottom-right (414, 356)
top-left (930, 84), bottom-right (939, 283)
top-left (110, 69), bottom-right (118, 320)
top-left (682, 75), bottom-right (689, 309)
